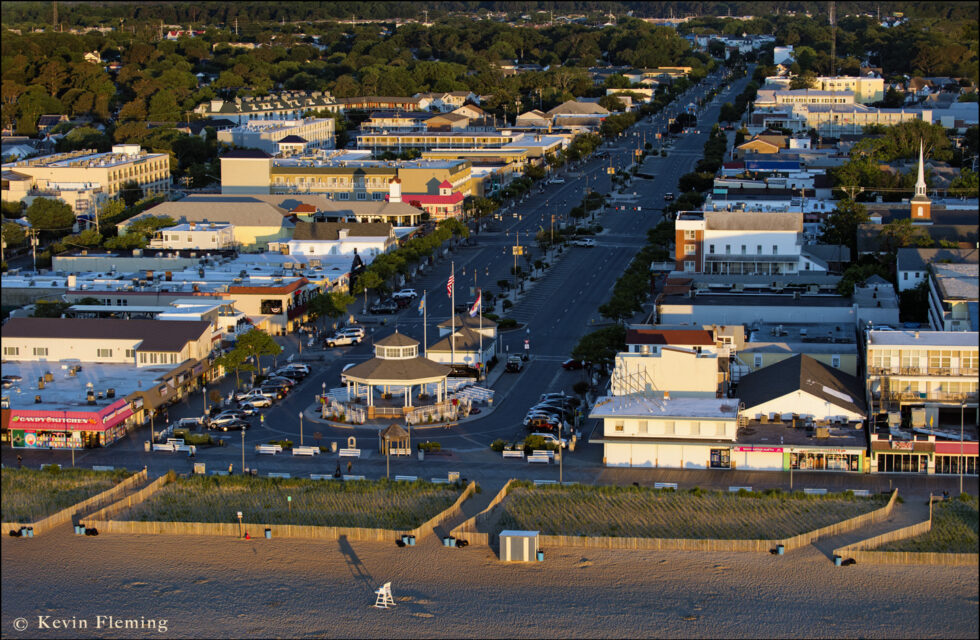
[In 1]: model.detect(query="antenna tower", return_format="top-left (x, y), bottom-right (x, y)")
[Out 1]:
top-left (829, 1), bottom-right (836, 77)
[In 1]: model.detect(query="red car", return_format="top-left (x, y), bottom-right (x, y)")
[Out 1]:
top-left (562, 359), bottom-right (590, 370)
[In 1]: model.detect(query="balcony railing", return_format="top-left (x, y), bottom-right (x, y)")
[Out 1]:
top-left (869, 366), bottom-right (978, 377)
top-left (880, 390), bottom-right (978, 403)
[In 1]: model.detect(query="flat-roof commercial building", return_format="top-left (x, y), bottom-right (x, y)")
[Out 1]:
top-left (2, 145), bottom-right (171, 214)
top-left (927, 263), bottom-right (978, 332)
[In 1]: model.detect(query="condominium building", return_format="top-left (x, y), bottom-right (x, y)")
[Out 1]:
top-left (866, 330), bottom-right (978, 414)
top-left (193, 91), bottom-right (336, 123)
top-left (1, 145), bottom-right (171, 214)
top-left (217, 118), bottom-right (335, 155)
top-left (814, 76), bottom-right (885, 104)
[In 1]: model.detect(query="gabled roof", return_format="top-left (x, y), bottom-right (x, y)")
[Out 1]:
top-left (704, 211), bottom-right (803, 231)
top-left (547, 100), bottom-right (610, 116)
top-left (290, 221), bottom-right (392, 241)
top-left (897, 247), bottom-right (979, 272)
top-left (437, 314), bottom-right (497, 330)
top-left (130, 200), bottom-right (291, 229)
top-left (438, 180), bottom-right (452, 188)
top-left (427, 327), bottom-right (485, 352)
top-left (736, 354), bottom-right (866, 415)
top-left (278, 135), bottom-right (307, 143)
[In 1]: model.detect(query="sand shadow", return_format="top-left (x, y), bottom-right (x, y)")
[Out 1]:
top-left (337, 535), bottom-right (375, 592)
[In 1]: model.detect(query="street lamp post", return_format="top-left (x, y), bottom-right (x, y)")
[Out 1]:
top-left (240, 427), bottom-right (245, 475)
top-left (202, 385), bottom-right (208, 416)
top-left (960, 403), bottom-right (965, 495)
top-left (298, 411), bottom-right (304, 446)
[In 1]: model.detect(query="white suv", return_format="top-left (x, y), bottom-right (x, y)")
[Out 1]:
top-left (529, 432), bottom-right (568, 448)
top-left (392, 289), bottom-right (418, 300)
top-left (573, 238), bottom-right (595, 247)
top-left (325, 333), bottom-right (361, 347)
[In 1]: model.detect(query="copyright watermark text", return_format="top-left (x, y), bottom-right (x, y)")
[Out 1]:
top-left (11, 616), bottom-right (169, 633)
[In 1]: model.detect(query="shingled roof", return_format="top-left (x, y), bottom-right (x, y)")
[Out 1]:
top-left (291, 221), bottom-right (393, 241)
top-left (736, 354), bottom-right (866, 416)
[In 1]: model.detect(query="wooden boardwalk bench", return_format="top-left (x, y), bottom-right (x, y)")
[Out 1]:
top-left (654, 482), bottom-right (678, 490)
top-left (527, 455), bottom-right (550, 463)
top-left (310, 474), bottom-right (337, 480)
top-left (292, 446), bottom-right (319, 456)
top-left (391, 448), bottom-right (411, 456)
top-left (804, 488), bottom-right (828, 495)
top-left (729, 486), bottom-right (752, 493)
top-left (394, 475), bottom-right (418, 482)
top-left (532, 449), bottom-right (555, 460)
top-left (92, 465), bottom-right (114, 471)
top-left (848, 489), bottom-right (871, 497)
top-left (210, 470), bottom-right (229, 476)
top-left (502, 450), bottom-right (525, 459)
top-left (152, 443), bottom-right (175, 452)
top-left (534, 479), bottom-right (558, 486)
top-left (256, 444), bottom-right (282, 455)
top-left (344, 475), bottom-right (365, 481)
top-left (339, 448), bottom-right (361, 458)
top-left (430, 477), bottom-right (449, 484)
top-left (267, 472), bottom-right (291, 479)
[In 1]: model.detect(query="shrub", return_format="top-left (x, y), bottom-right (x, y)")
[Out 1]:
top-left (417, 441), bottom-right (441, 452)
top-left (497, 317), bottom-right (518, 330)
top-left (269, 439), bottom-right (294, 450)
top-left (490, 439), bottom-right (507, 452)
top-left (573, 381), bottom-right (589, 396)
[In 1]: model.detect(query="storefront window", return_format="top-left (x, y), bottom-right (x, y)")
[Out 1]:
top-left (935, 455), bottom-right (978, 476)
top-left (877, 453), bottom-right (929, 473)
top-left (791, 452), bottom-right (860, 471)
top-left (710, 448), bottom-right (731, 468)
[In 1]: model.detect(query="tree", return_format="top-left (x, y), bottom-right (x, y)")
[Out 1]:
top-left (2, 222), bottom-right (26, 248)
top-left (120, 180), bottom-right (143, 207)
top-left (880, 218), bottom-right (934, 253)
top-left (881, 86), bottom-right (906, 108)
top-left (949, 168), bottom-right (979, 195)
top-left (837, 261), bottom-right (891, 296)
top-left (718, 102), bottom-right (738, 123)
top-left (32, 300), bottom-right (73, 318)
top-left (2, 200), bottom-right (25, 219)
top-left (821, 199), bottom-right (869, 259)
top-left (225, 328), bottom-right (282, 388)
top-left (308, 290), bottom-right (355, 322)
top-left (597, 95), bottom-right (626, 112)
top-left (789, 72), bottom-right (817, 90)
top-left (571, 325), bottom-right (627, 372)
top-left (26, 198), bottom-right (75, 233)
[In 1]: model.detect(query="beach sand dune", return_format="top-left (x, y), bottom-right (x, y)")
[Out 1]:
top-left (2, 526), bottom-right (977, 639)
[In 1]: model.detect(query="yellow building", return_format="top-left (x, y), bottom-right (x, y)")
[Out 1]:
top-left (1, 145), bottom-right (170, 213)
top-left (816, 76), bottom-right (885, 104)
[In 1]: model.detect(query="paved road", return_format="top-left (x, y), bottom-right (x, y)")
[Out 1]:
top-left (3, 67), bottom-right (767, 479)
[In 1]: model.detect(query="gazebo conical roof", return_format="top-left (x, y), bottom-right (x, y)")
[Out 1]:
top-left (375, 331), bottom-right (419, 347)
top-left (380, 423), bottom-right (409, 440)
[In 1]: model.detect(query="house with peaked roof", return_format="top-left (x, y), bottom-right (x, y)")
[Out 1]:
top-left (735, 354), bottom-right (866, 423)
top-left (426, 326), bottom-right (495, 371)
top-left (896, 247), bottom-right (979, 292)
top-left (284, 221), bottom-right (396, 259)
top-left (516, 109), bottom-right (551, 127)
top-left (401, 180), bottom-right (464, 220)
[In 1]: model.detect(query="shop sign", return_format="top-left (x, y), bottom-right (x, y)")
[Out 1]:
top-left (734, 446), bottom-right (784, 452)
top-left (10, 413), bottom-right (98, 427)
top-left (890, 441), bottom-right (915, 451)
top-left (935, 442), bottom-right (978, 455)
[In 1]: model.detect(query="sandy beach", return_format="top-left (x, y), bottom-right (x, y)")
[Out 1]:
top-left (2, 524), bottom-right (977, 639)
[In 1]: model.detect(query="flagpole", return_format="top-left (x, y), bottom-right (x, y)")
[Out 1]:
top-left (450, 262), bottom-right (456, 367)
top-left (478, 287), bottom-right (483, 381)
top-left (422, 289), bottom-right (427, 359)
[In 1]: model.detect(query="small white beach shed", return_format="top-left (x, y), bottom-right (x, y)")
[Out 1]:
top-left (499, 530), bottom-right (539, 562)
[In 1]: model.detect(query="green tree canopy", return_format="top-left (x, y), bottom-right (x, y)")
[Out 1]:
top-left (26, 198), bottom-right (74, 233)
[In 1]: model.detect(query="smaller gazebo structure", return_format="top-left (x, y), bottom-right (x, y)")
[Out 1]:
top-left (379, 423), bottom-right (411, 455)
top-left (341, 332), bottom-right (452, 419)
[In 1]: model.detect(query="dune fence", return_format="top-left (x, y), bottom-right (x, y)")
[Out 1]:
top-left (82, 472), bottom-right (477, 542)
top-left (2, 468), bottom-right (147, 536)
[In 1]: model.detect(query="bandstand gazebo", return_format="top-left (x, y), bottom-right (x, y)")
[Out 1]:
top-left (341, 332), bottom-right (452, 420)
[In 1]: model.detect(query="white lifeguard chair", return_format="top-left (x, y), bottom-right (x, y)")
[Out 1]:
top-left (373, 582), bottom-right (396, 608)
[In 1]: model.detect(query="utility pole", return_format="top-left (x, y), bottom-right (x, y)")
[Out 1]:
top-left (52, 0), bottom-right (58, 30)
top-left (29, 228), bottom-right (39, 272)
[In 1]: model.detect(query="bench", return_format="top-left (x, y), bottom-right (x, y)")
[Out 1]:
top-left (256, 444), bottom-right (282, 455)
top-left (166, 438), bottom-right (185, 447)
top-left (390, 448), bottom-right (411, 456)
top-left (430, 477), bottom-right (450, 484)
top-left (654, 482), bottom-right (678, 490)
top-left (267, 472), bottom-right (291, 479)
top-left (729, 486), bottom-right (752, 493)
top-left (210, 470), bottom-right (229, 476)
top-left (848, 489), bottom-right (871, 497)
top-left (292, 446), bottom-right (319, 456)
top-left (527, 455), bottom-right (550, 464)
top-left (152, 443), bottom-right (175, 452)
top-left (532, 449), bottom-right (556, 460)
top-left (310, 474), bottom-right (337, 480)
top-left (804, 488), bottom-right (828, 495)
top-left (41, 463), bottom-right (60, 470)
top-left (534, 479), bottom-right (558, 486)
top-left (344, 475), bottom-right (365, 481)
top-left (175, 444), bottom-right (194, 453)
top-left (394, 475), bottom-right (418, 482)
top-left (339, 448), bottom-right (361, 458)
top-left (92, 465), bottom-right (114, 471)
top-left (502, 450), bottom-right (525, 459)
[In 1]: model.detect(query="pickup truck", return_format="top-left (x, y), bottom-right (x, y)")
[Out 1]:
top-left (325, 333), bottom-right (361, 347)
top-left (505, 355), bottom-right (524, 373)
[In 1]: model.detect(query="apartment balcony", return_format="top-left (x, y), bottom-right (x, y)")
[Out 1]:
top-left (879, 390), bottom-right (978, 404)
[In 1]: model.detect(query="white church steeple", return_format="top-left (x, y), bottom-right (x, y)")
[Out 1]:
top-left (910, 139), bottom-right (931, 222)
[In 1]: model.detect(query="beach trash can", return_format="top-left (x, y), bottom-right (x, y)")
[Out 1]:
top-left (834, 555), bottom-right (842, 567)
top-left (26, 527), bottom-right (34, 538)
top-left (537, 550), bottom-right (544, 562)
top-left (264, 528), bottom-right (272, 539)
top-left (75, 525), bottom-right (84, 535)
top-left (401, 535), bottom-right (410, 545)
top-left (449, 537), bottom-right (456, 547)
top-left (144, 441), bottom-right (151, 452)
top-left (776, 544), bottom-right (785, 555)
top-left (331, 441), bottom-right (338, 453)
top-left (442, 536), bottom-right (451, 547)
top-left (408, 535), bottom-right (416, 546)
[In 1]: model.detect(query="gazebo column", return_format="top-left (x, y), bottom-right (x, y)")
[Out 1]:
top-left (405, 384), bottom-right (411, 408)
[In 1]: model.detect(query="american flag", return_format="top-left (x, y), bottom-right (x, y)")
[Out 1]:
top-left (446, 273), bottom-right (454, 298)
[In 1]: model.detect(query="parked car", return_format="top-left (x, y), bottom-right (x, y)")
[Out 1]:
top-left (561, 358), bottom-right (591, 370)
top-left (572, 238), bottom-right (596, 247)
top-left (272, 368), bottom-right (305, 381)
top-left (173, 417), bottom-right (205, 430)
top-left (239, 402), bottom-right (264, 416)
top-left (209, 411), bottom-right (247, 428)
top-left (505, 355), bottom-right (524, 373)
top-left (392, 289), bottom-right (418, 300)
top-left (211, 419), bottom-right (250, 432)
top-left (339, 326), bottom-right (366, 338)
top-left (370, 299), bottom-right (399, 314)
top-left (238, 395), bottom-right (271, 408)
top-left (525, 418), bottom-right (560, 433)
top-left (235, 388), bottom-right (277, 403)
top-left (540, 392), bottom-right (567, 402)
top-left (325, 333), bottom-right (361, 347)
top-left (529, 432), bottom-right (568, 448)
top-left (264, 375), bottom-right (296, 387)
top-left (663, 192), bottom-right (675, 201)
top-left (259, 386), bottom-right (287, 400)
top-left (281, 363), bottom-right (310, 374)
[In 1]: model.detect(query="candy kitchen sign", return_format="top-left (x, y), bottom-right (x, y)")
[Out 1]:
top-left (9, 399), bottom-right (133, 433)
